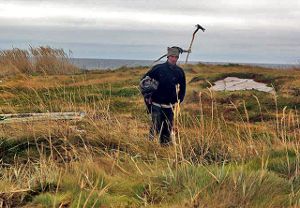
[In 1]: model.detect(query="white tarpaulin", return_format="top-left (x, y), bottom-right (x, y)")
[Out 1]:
top-left (210, 77), bottom-right (274, 93)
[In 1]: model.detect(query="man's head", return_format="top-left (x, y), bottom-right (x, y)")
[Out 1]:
top-left (167, 47), bottom-right (180, 65)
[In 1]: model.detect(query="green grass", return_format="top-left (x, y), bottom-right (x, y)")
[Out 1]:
top-left (0, 62), bottom-right (299, 207)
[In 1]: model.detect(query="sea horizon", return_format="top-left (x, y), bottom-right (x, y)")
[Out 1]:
top-left (70, 57), bottom-right (299, 70)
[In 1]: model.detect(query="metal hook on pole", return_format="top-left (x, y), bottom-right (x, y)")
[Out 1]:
top-left (185, 24), bottom-right (205, 65)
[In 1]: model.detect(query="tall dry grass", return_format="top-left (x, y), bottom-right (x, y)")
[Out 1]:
top-left (0, 48), bottom-right (32, 76)
top-left (0, 46), bottom-right (80, 77)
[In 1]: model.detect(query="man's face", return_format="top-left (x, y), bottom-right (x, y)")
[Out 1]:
top-left (167, 55), bottom-right (179, 65)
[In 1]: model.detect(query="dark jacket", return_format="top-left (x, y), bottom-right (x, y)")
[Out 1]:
top-left (142, 61), bottom-right (186, 105)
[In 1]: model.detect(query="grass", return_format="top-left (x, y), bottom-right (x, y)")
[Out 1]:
top-left (0, 52), bottom-right (300, 207)
top-left (0, 46), bottom-right (80, 77)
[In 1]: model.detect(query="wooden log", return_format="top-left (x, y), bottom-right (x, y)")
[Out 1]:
top-left (0, 112), bottom-right (85, 123)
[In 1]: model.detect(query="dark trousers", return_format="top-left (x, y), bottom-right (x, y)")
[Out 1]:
top-left (149, 105), bottom-right (174, 145)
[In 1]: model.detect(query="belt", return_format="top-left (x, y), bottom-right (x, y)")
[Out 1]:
top-left (152, 102), bottom-right (174, 109)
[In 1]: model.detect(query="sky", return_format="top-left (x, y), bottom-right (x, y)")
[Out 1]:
top-left (0, 0), bottom-right (300, 64)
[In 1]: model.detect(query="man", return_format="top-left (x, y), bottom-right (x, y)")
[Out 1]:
top-left (140, 46), bottom-right (186, 145)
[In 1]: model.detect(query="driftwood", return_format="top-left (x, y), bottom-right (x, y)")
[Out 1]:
top-left (0, 112), bottom-right (85, 124)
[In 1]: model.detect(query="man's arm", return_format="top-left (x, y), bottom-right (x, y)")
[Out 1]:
top-left (178, 70), bottom-right (186, 103)
top-left (141, 65), bottom-right (159, 80)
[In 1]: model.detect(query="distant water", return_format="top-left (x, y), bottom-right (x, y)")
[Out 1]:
top-left (70, 58), bottom-right (155, 70)
top-left (70, 58), bottom-right (298, 70)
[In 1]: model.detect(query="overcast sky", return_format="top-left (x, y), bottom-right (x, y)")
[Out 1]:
top-left (1, 0), bottom-right (300, 64)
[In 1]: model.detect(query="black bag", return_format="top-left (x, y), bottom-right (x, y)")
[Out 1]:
top-left (139, 76), bottom-right (159, 113)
